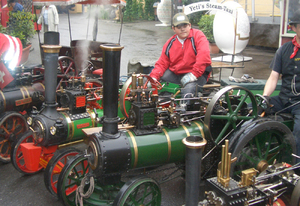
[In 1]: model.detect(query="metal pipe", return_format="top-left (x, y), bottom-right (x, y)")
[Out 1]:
top-left (42, 32), bottom-right (61, 107)
top-left (252, 0), bottom-right (255, 21)
top-left (221, 145), bottom-right (225, 177)
top-left (100, 44), bottom-right (124, 135)
top-left (182, 135), bottom-right (207, 206)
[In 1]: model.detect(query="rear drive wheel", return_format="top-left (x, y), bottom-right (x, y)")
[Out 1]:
top-left (229, 120), bottom-right (296, 178)
top-left (0, 112), bottom-right (27, 163)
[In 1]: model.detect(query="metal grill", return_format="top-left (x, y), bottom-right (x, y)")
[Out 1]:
top-left (21, 0), bottom-right (32, 12)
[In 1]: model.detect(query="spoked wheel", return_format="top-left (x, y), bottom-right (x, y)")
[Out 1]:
top-left (204, 85), bottom-right (258, 143)
top-left (57, 154), bottom-right (89, 206)
top-left (291, 179), bottom-right (300, 206)
top-left (229, 119), bottom-right (296, 179)
top-left (0, 112), bottom-right (28, 163)
top-left (57, 154), bottom-right (122, 206)
top-left (113, 176), bottom-right (161, 206)
top-left (57, 56), bottom-right (77, 90)
top-left (44, 147), bottom-right (81, 196)
top-left (11, 130), bottom-right (44, 174)
top-left (120, 75), bottom-right (160, 118)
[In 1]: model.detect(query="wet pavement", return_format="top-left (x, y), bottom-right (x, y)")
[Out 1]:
top-left (0, 13), bottom-right (277, 206)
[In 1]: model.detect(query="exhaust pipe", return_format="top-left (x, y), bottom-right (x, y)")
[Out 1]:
top-left (41, 32), bottom-right (61, 114)
top-left (100, 44), bottom-right (124, 135)
top-left (182, 135), bottom-right (207, 206)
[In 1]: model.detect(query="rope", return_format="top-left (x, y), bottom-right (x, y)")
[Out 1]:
top-left (75, 175), bottom-right (95, 206)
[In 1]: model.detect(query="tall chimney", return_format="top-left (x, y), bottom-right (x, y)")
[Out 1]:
top-left (182, 135), bottom-right (207, 206)
top-left (42, 32), bottom-right (61, 111)
top-left (100, 44), bottom-right (124, 135)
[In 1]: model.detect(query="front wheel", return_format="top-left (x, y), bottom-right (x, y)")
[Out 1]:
top-left (44, 147), bottom-right (81, 196)
top-left (10, 130), bottom-right (44, 174)
top-left (113, 176), bottom-right (161, 206)
top-left (57, 154), bottom-right (89, 206)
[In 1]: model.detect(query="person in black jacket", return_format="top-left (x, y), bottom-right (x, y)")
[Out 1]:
top-left (263, 9), bottom-right (300, 160)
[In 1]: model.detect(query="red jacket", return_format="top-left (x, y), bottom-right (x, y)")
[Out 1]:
top-left (0, 33), bottom-right (23, 90)
top-left (150, 28), bottom-right (211, 81)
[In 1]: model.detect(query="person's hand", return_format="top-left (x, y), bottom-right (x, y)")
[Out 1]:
top-left (263, 95), bottom-right (271, 105)
top-left (256, 95), bottom-right (271, 116)
top-left (181, 73), bottom-right (197, 87)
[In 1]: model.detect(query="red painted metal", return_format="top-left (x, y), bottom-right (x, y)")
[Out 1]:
top-left (20, 143), bottom-right (42, 171)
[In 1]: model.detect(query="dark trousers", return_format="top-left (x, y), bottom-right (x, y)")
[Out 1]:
top-left (160, 69), bottom-right (207, 99)
top-left (270, 96), bottom-right (300, 160)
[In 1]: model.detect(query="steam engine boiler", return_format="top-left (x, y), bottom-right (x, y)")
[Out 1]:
top-left (86, 44), bottom-right (206, 178)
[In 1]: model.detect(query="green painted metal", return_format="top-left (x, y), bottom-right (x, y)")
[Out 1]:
top-left (61, 109), bottom-right (103, 143)
top-left (125, 121), bottom-right (205, 168)
top-left (159, 82), bottom-right (180, 95)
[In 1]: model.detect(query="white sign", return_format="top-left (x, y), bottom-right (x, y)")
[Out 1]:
top-left (184, 2), bottom-right (235, 16)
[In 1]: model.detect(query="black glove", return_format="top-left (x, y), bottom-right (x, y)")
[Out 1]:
top-left (263, 95), bottom-right (271, 105)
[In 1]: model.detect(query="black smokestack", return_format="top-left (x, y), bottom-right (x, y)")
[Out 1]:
top-left (42, 32), bottom-right (60, 106)
top-left (100, 44), bottom-right (124, 135)
top-left (182, 135), bottom-right (207, 206)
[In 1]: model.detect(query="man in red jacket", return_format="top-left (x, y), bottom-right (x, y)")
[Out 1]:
top-left (150, 12), bottom-right (212, 105)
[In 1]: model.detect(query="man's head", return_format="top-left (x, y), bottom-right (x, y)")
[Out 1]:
top-left (172, 13), bottom-right (191, 40)
top-left (8, 0), bottom-right (17, 7)
top-left (290, 10), bottom-right (300, 37)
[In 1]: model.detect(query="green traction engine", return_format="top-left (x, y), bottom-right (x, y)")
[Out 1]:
top-left (56, 43), bottom-right (209, 206)
top-left (57, 44), bottom-right (297, 206)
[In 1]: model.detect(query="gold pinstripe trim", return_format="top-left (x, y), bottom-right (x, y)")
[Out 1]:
top-left (127, 130), bottom-right (138, 168)
top-left (23, 86), bottom-right (30, 110)
top-left (0, 91), bottom-right (6, 111)
top-left (58, 139), bottom-right (83, 148)
top-left (181, 125), bottom-right (190, 137)
top-left (162, 128), bottom-right (171, 162)
top-left (22, 86), bottom-right (30, 97)
top-left (39, 82), bottom-right (45, 90)
top-left (20, 87), bottom-right (25, 98)
top-left (20, 87), bottom-right (26, 110)
top-left (194, 122), bottom-right (205, 139)
top-left (62, 112), bottom-right (73, 141)
top-left (87, 109), bottom-right (96, 127)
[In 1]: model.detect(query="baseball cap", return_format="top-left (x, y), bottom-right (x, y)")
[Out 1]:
top-left (173, 13), bottom-right (190, 27)
top-left (289, 9), bottom-right (300, 25)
